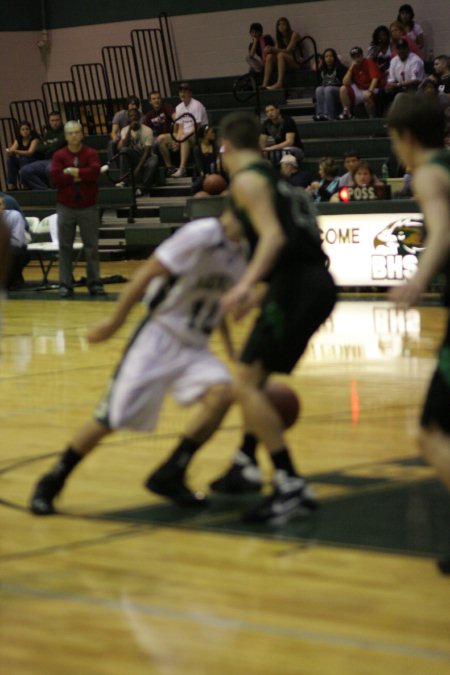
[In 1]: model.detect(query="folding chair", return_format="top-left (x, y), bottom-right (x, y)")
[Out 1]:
top-left (27, 214), bottom-right (84, 289)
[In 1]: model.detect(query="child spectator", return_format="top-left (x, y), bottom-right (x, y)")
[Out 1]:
top-left (368, 26), bottom-right (392, 76)
top-left (5, 121), bottom-right (40, 191)
top-left (192, 125), bottom-right (222, 194)
top-left (313, 48), bottom-right (347, 121)
top-left (308, 157), bottom-right (340, 202)
top-left (246, 22), bottom-right (275, 75)
top-left (338, 150), bottom-right (361, 187)
top-left (396, 4), bottom-right (424, 56)
top-left (389, 22), bottom-right (421, 57)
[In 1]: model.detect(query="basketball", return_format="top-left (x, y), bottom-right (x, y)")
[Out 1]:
top-left (264, 381), bottom-right (300, 429)
top-left (203, 173), bottom-right (227, 195)
top-left (194, 190), bottom-right (210, 198)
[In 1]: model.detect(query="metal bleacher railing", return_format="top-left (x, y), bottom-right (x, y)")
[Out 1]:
top-left (1, 12), bottom-right (178, 190)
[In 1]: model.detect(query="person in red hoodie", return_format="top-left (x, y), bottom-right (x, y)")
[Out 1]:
top-left (51, 121), bottom-right (105, 298)
top-left (339, 46), bottom-right (383, 119)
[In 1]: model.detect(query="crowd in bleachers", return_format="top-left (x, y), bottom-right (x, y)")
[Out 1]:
top-left (2, 2), bottom-right (449, 212)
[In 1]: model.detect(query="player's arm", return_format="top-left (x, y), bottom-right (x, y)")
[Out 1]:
top-left (217, 318), bottom-right (235, 360)
top-left (389, 166), bottom-right (450, 306)
top-left (87, 256), bottom-right (169, 343)
top-left (221, 172), bottom-right (286, 312)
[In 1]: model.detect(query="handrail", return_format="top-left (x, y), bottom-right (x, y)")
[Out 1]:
top-left (296, 35), bottom-right (321, 84)
top-left (170, 112), bottom-right (199, 145)
top-left (232, 72), bottom-right (262, 117)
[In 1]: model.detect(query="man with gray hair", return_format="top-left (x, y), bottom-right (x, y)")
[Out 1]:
top-left (50, 121), bottom-right (105, 297)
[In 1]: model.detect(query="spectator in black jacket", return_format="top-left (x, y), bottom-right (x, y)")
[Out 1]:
top-left (20, 111), bottom-right (66, 189)
top-left (260, 102), bottom-right (304, 164)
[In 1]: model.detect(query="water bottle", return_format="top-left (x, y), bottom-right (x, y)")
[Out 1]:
top-left (381, 162), bottom-right (389, 183)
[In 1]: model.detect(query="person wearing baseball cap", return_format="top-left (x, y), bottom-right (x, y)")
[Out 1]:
top-left (386, 37), bottom-right (425, 98)
top-left (339, 47), bottom-right (383, 119)
top-left (279, 153), bottom-right (311, 188)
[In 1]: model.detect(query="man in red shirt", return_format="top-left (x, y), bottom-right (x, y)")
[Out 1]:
top-left (339, 47), bottom-right (383, 119)
top-left (51, 121), bottom-right (105, 298)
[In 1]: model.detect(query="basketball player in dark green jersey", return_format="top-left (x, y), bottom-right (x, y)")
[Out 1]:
top-left (388, 95), bottom-right (450, 574)
top-left (212, 111), bottom-right (336, 524)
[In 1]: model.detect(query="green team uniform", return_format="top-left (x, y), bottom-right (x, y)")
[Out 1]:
top-left (421, 150), bottom-right (450, 433)
top-left (231, 161), bottom-right (336, 373)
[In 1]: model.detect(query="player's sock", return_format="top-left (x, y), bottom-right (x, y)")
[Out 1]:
top-left (162, 437), bottom-right (201, 474)
top-left (270, 447), bottom-right (298, 477)
top-left (237, 433), bottom-right (258, 463)
top-left (51, 446), bottom-right (84, 479)
top-left (30, 447), bottom-right (83, 515)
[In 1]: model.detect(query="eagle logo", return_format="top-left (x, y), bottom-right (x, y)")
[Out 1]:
top-left (374, 217), bottom-right (425, 256)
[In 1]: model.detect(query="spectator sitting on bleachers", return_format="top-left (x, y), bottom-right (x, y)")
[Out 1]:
top-left (339, 47), bottom-right (383, 120)
top-left (313, 48), bottom-right (347, 121)
top-left (367, 26), bottom-right (392, 76)
top-left (117, 109), bottom-right (159, 196)
top-left (0, 195), bottom-right (29, 289)
top-left (246, 22), bottom-right (275, 75)
top-left (330, 160), bottom-right (383, 202)
top-left (5, 121), bottom-right (40, 191)
top-left (338, 150), bottom-right (361, 186)
top-left (389, 22), bottom-right (421, 57)
top-left (261, 17), bottom-right (302, 91)
top-left (0, 191), bottom-right (25, 216)
top-left (142, 90), bottom-right (176, 175)
top-left (107, 95), bottom-right (141, 163)
top-left (307, 157), bottom-right (340, 202)
top-left (431, 55), bottom-right (450, 97)
top-left (19, 111), bottom-right (65, 190)
top-left (192, 125), bottom-right (221, 194)
top-left (396, 4), bottom-right (424, 56)
top-left (172, 82), bottom-right (208, 178)
top-left (386, 39), bottom-right (425, 100)
top-left (279, 154), bottom-right (311, 188)
top-left (260, 102), bottom-right (304, 164)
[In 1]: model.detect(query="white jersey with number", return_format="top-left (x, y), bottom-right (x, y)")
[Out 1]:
top-left (145, 217), bottom-right (247, 346)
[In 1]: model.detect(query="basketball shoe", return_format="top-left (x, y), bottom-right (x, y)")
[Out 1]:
top-left (209, 451), bottom-right (263, 494)
top-left (30, 472), bottom-right (65, 515)
top-left (243, 471), bottom-right (318, 525)
top-left (145, 466), bottom-right (207, 507)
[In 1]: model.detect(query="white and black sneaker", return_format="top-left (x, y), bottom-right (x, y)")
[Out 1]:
top-left (243, 471), bottom-right (318, 525)
top-left (210, 451), bottom-right (263, 494)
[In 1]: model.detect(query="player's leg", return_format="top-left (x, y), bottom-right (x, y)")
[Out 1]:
top-left (30, 419), bottom-right (111, 515)
top-left (146, 383), bottom-right (232, 506)
top-left (146, 348), bottom-right (234, 505)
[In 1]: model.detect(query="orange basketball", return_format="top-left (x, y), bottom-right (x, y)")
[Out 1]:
top-left (203, 173), bottom-right (227, 195)
top-left (264, 382), bottom-right (300, 429)
top-left (194, 190), bottom-right (210, 198)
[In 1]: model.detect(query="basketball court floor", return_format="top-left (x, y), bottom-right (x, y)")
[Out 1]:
top-left (1, 264), bottom-right (449, 674)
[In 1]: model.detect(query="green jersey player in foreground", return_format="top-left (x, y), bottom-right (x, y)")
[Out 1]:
top-left (388, 95), bottom-right (450, 574)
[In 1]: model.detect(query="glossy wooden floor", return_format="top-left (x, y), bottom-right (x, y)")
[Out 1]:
top-left (1, 261), bottom-right (449, 675)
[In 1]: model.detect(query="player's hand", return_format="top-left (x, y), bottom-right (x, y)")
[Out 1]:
top-left (87, 318), bottom-right (121, 343)
top-left (221, 281), bottom-right (251, 318)
top-left (388, 280), bottom-right (423, 308)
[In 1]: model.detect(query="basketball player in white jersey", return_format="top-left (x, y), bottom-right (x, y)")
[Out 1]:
top-left (30, 210), bottom-right (247, 515)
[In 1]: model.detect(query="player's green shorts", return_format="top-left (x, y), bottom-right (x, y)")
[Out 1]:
top-left (240, 264), bottom-right (336, 373)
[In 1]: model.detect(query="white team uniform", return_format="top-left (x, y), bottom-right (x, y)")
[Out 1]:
top-left (96, 218), bottom-right (246, 431)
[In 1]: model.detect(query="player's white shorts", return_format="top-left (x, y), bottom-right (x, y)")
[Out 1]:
top-left (95, 319), bottom-right (231, 431)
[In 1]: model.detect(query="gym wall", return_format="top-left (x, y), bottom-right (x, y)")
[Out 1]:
top-left (0, 0), bottom-right (448, 118)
